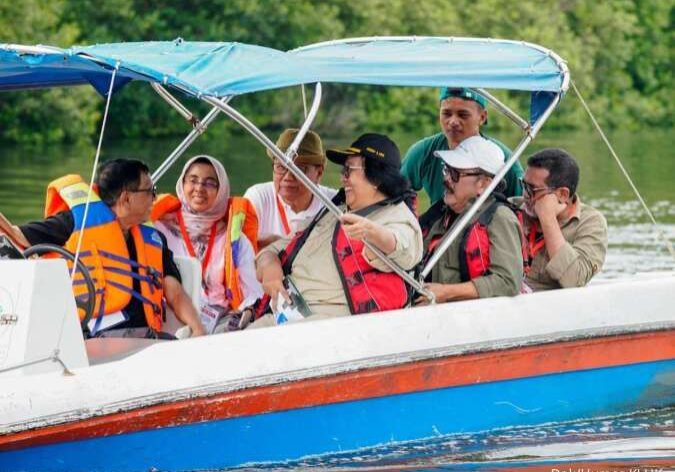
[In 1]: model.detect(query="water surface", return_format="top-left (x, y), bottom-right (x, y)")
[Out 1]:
top-left (1, 128), bottom-right (673, 277)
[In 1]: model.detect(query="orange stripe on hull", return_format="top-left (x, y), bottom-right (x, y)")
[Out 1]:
top-left (1, 330), bottom-right (673, 452)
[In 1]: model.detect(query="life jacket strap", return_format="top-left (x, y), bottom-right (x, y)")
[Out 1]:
top-left (106, 280), bottom-right (162, 315)
top-left (97, 250), bottom-right (163, 288)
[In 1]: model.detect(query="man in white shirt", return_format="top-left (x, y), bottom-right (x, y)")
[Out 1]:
top-left (244, 128), bottom-right (337, 248)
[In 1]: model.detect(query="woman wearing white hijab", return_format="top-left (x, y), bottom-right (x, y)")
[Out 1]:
top-left (153, 155), bottom-right (262, 333)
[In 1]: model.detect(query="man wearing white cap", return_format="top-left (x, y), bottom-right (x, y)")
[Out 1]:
top-left (415, 136), bottom-right (524, 303)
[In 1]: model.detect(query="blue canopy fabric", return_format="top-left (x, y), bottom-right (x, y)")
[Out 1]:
top-left (0, 46), bottom-right (133, 94)
top-left (0, 37), bottom-right (568, 123)
top-left (71, 40), bottom-right (313, 97)
top-left (290, 37), bottom-right (566, 93)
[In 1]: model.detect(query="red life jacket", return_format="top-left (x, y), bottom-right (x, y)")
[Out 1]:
top-left (458, 202), bottom-right (498, 281)
top-left (255, 197), bottom-right (409, 318)
top-left (459, 200), bottom-right (529, 282)
top-left (422, 197), bottom-right (528, 283)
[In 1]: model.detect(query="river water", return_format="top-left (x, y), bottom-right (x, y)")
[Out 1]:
top-left (1, 128), bottom-right (673, 470)
top-left (2, 128), bottom-right (673, 278)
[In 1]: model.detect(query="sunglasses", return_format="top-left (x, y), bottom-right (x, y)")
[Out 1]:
top-left (340, 165), bottom-right (365, 179)
top-left (520, 178), bottom-right (552, 198)
top-left (128, 184), bottom-right (157, 198)
top-left (441, 164), bottom-right (484, 183)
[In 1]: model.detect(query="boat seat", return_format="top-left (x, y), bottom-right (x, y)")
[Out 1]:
top-left (164, 256), bottom-right (202, 336)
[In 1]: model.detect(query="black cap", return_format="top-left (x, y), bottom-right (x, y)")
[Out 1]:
top-left (326, 133), bottom-right (401, 169)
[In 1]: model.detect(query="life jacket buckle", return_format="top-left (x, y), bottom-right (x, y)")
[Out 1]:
top-left (338, 246), bottom-right (353, 259)
top-left (345, 271), bottom-right (364, 287)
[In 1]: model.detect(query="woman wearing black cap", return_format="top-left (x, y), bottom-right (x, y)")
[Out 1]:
top-left (253, 133), bottom-right (423, 325)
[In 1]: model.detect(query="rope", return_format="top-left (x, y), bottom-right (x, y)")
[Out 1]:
top-left (55, 65), bottom-right (119, 352)
top-left (571, 80), bottom-right (675, 261)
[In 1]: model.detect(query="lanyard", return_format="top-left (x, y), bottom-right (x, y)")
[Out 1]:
top-left (275, 194), bottom-right (292, 236)
top-left (177, 211), bottom-right (217, 277)
top-left (528, 220), bottom-right (546, 259)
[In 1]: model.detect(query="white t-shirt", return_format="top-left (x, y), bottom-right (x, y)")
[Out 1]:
top-left (243, 181), bottom-right (337, 238)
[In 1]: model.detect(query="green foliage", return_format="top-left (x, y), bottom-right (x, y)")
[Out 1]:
top-left (0, 0), bottom-right (672, 144)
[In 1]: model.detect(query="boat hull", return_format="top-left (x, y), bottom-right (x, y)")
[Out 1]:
top-left (1, 331), bottom-right (673, 472)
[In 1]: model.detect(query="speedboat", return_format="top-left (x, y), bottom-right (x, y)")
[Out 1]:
top-left (0, 37), bottom-right (672, 472)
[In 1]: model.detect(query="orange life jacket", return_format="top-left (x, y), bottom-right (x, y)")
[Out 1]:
top-left (151, 194), bottom-right (259, 310)
top-left (45, 175), bottom-right (165, 332)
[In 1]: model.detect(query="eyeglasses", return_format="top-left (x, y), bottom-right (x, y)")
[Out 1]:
top-left (272, 162), bottom-right (314, 176)
top-left (441, 164), bottom-right (484, 183)
top-left (128, 185), bottom-right (157, 198)
top-left (184, 176), bottom-right (219, 190)
top-left (520, 178), bottom-right (551, 198)
top-left (340, 165), bottom-right (365, 179)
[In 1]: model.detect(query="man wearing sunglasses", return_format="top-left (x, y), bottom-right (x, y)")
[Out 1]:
top-left (401, 88), bottom-right (524, 207)
top-left (519, 149), bottom-right (607, 291)
top-left (415, 136), bottom-right (524, 304)
top-left (0, 158), bottom-right (205, 339)
top-left (244, 128), bottom-right (337, 248)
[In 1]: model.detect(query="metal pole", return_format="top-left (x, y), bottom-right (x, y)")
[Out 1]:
top-left (287, 83), bottom-right (321, 158)
top-left (151, 98), bottom-right (230, 183)
top-left (420, 93), bottom-right (562, 279)
top-left (202, 92), bottom-right (435, 301)
top-left (151, 83), bottom-right (198, 125)
top-left (474, 88), bottom-right (530, 131)
top-left (301, 84), bottom-right (308, 119)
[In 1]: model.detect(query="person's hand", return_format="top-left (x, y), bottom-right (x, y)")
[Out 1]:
top-left (260, 262), bottom-right (290, 311)
top-left (534, 193), bottom-right (567, 221)
top-left (189, 322), bottom-right (206, 337)
top-left (339, 213), bottom-right (376, 241)
top-left (414, 283), bottom-right (448, 305)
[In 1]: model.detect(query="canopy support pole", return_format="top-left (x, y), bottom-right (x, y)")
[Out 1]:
top-left (474, 88), bottom-right (530, 131)
top-left (420, 92), bottom-right (562, 280)
top-left (203, 86), bottom-right (435, 302)
top-left (151, 83), bottom-right (200, 127)
top-left (151, 98), bottom-right (231, 183)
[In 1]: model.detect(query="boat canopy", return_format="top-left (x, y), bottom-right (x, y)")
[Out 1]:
top-left (0, 37), bottom-right (568, 123)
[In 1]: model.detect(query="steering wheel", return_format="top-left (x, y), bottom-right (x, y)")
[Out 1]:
top-left (22, 244), bottom-right (96, 332)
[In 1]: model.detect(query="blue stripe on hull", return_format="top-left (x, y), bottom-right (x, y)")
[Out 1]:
top-left (2, 359), bottom-right (673, 472)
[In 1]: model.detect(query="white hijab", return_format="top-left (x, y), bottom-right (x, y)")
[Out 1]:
top-left (176, 155), bottom-right (231, 238)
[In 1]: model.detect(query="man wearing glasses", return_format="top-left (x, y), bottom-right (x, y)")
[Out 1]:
top-left (520, 149), bottom-right (607, 291)
top-left (416, 136), bottom-right (524, 304)
top-left (0, 158), bottom-right (205, 338)
top-left (244, 129), bottom-right (337, 248)
top-left (401, 88), bottom-right (524, 207)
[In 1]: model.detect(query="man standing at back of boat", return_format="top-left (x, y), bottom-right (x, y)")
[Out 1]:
top-left (519, 148), bottom-right (608, 290)
top-left (401, 87), bottom-right (524, 205)
top-left (244, 129), bottom-right (337, 248)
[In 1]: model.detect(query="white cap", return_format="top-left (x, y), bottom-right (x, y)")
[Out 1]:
top-left (434, 136), bottom-right (504, 175)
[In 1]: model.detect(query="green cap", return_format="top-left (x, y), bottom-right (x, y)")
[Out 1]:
top-left (267, 128), bottom-right (326, 166)
top-left (439, 87), bottom-right (488, 109)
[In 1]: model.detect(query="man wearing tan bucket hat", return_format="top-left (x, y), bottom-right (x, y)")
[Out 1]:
top-left (244, 128), bottom-right (337, 248)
